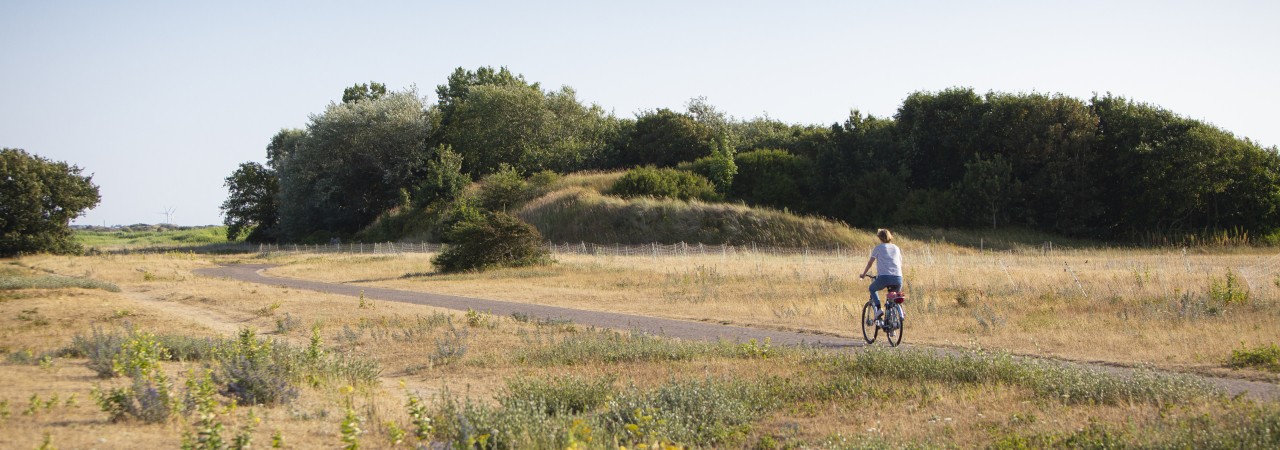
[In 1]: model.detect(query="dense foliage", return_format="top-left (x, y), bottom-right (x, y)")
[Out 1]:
top-left (224, 68), bottom-right (1280, 245)
top-left (609, 166), bottom-right (719, 202)
top-left (273, 89), bottom-right (432, 242)
top-left (432, 210), bottom-right (551, 273)
top-left (1, 148), bottom-right (101, 256)
top-left (220, 162), bottom-right (278, 242)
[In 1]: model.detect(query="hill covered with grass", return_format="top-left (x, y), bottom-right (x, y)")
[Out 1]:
top-left (518, 186), bottom-right (875, 248)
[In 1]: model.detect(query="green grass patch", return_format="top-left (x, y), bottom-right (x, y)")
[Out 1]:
top-left (73, 225), bottom-right (234, 248)
top-left (993, 403), bottom-right (1280, 449)
top-left (513, 328), bottom-right (786, 366)
top-left (0, 272), bottom-right (120, 292)
top-left (1229, 343), bottom-right (1280, 372)
top-left (822, 348), bottom-right (1217, 406)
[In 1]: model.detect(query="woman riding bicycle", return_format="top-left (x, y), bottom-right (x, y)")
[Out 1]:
top-left (859, 229), bottom-right (903, 324)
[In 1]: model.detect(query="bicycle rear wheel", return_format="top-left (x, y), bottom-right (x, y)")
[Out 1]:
top-left (861, 302), bottom-right (879, 344)
top-left (885, 304), bottom-right (904, 347)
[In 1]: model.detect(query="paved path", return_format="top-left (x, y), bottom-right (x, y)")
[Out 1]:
top-left (195, 264), bottom-right (1280, 401)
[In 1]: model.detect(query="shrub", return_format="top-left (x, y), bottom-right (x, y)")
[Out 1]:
top-left (91, 332), bottom-right (178, 423)
top-left (432, 211), bottom-right (551, 273)
top-left (499, 375), bottom-right (616, 416)
top-left (216, 329), bottom-right (297, 406)
top-left (72, 326), bottom-right (129, 378)
top-left (1209, 269), bottom-right (1250, 305)
top-left (609, 166), bottom-right (719, 201)
top-left (1229, 343), bottom-right (1280, 372)
top-left (602, 378), bottom-right (765, 446)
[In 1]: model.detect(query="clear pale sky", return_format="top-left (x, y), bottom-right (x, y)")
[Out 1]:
top-left (2, 1), bottom-right (1277, 226)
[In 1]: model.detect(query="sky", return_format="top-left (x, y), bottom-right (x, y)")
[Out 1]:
top-left (2, 0), bottom-right (1278, 226)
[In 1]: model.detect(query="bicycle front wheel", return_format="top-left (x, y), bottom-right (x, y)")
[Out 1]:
top-left (885, 304), bottom-right (904, 347)
top-left (861, 302), bottom-right (879, 344)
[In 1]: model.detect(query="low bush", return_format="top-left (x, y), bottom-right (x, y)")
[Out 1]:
top-left (432, 211), bottom-right (551, 273)
top-left (91, 332), bottom-right (179, 423)
top-left (477, 166), bottom-right (560, 212)
top-left (602, 378), bottom-right (766, 446)
top-left (1229, 343), bottom-right (1280, 372)
top-left (499, 375), bottom-right (616, 416)
top-left (609, 166), bottom-right (719, 201)
top-left (216, 329), bottom-right (297, 406)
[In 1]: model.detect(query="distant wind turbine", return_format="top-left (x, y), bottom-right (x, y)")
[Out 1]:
top-left (158, 207), bottom-right (176, 225)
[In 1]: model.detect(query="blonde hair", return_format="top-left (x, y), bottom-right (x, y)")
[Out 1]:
top-left (877, 229), bottom-right (893, 243)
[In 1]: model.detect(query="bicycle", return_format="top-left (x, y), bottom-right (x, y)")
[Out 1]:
top-left (859, 280), bottom-right (905, 347)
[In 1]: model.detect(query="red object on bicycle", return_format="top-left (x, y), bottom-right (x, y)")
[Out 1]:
top-left (888, 291), bottom-right (906, 303)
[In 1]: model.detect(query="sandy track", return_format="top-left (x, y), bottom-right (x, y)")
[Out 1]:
top-left (194, 264), bottom-right (1280, 402)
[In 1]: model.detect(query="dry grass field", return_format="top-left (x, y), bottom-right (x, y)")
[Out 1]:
top-left (1, 239), bottom-right (1278, 448)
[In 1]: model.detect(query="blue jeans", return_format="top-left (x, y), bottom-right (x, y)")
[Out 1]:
top-left (868, 275), bottom-right (903, 309)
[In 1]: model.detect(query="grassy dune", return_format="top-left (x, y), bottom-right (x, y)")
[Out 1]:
top-left (519, 187), bottom-right (875, 247)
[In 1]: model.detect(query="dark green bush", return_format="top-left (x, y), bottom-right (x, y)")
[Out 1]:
top-left (609, 166), bottom-right (719, 201)
top-left (728, 149), bottom-right (812, 209)
top-left (477, 166), bottom-right (559, 212)
top-left (432, 211), bottom-right (551, 273)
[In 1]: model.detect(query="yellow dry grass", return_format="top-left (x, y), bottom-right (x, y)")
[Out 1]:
top-left (270, 243), bottom-right (1280, 376)
top-left (0, 246), bottom-right (1276, 448)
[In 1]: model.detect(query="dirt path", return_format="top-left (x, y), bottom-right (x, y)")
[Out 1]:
top-left (194, 264), bottom-right (1280, 402)
top-left (119, 290), bottom-right (249, 336)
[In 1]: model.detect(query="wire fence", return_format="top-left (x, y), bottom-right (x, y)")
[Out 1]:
top-left (251, 241), bottom-right (866, 259)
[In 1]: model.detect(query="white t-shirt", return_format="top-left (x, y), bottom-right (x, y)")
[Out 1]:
top-left (870, 243), bottom-right (903, 276)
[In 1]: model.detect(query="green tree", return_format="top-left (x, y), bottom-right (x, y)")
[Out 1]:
top-left (265, 128), bottom-right (306, 171)
top-left (342, 82), bottom-right (387, 104)
top-left (730, 149), bottom-right (814, 210)
top-left (1, 148), bottom-right (101, 256)
top-left (705, 133), bottom-right (737, 196)
top-left (275, 89), bottom-right (431, 241)
top-left (220, 162), bottom-right (279, 242)
top-left (895, 88), bottom-right (987, 190)
top-left (621, 109), bottom-right (716, 168)
top-left (412, 145), bottom-right (470, 207)
top-left (814, 110), bottom-right (898, 222)
top-left (441, 81), bottom-right (619, 176)
top-left (977, 92), bottom-right (1100, 234)
top-left (955, 153), bottom-right (1016, 229)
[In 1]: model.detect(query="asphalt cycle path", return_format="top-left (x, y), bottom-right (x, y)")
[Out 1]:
top-left (195, 263), bottom-right (1280, 402)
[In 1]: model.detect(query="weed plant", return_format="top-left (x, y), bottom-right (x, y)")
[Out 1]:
top-left (499, 375), bottom-right (617, 416)
top-left (1229, 343), bottom-right (1280, 372)
top-left (216, 329), bottom-right (297, 406)
top-left (91, 332), bottom-right (179, 423)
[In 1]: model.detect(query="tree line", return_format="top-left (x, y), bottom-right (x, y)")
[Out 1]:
top-left (222, 67), bottom-right (1280, 244)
